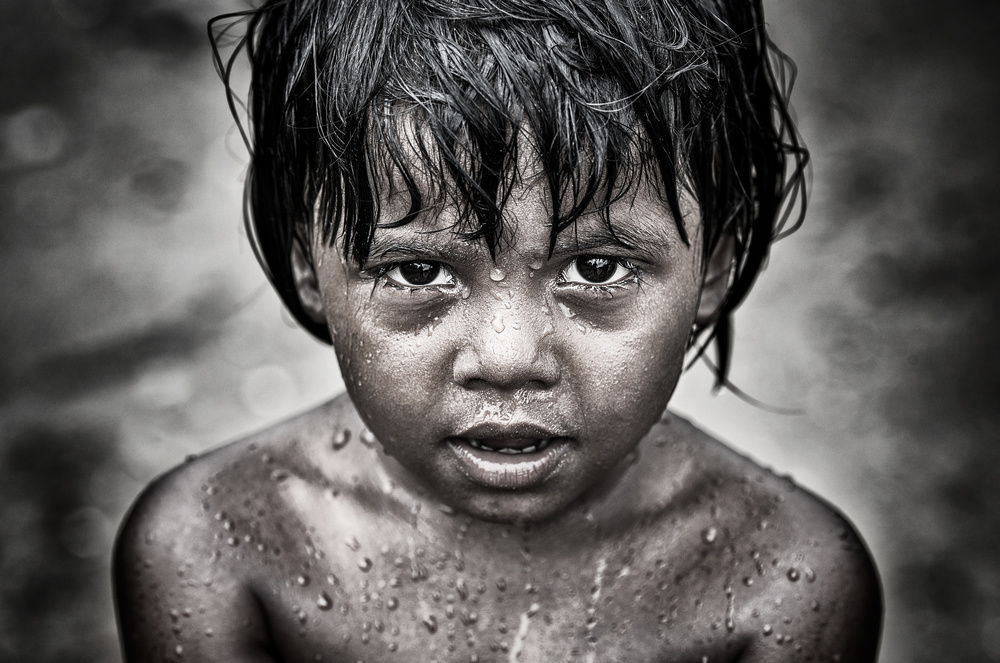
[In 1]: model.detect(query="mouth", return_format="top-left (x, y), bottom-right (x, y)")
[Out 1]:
top-left (446, 423), bottom-right (570, 490)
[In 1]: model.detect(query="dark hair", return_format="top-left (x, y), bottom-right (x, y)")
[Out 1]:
top-left (210, 0), bottom-right (807, 386)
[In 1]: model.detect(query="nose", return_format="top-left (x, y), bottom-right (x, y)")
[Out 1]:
top-left (452, 304), bottom-right (561, 391)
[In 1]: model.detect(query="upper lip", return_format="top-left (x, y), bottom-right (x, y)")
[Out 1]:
top-left (452, 421), bottom-right (565, 442)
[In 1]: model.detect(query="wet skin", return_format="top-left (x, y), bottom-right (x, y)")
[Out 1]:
top-left (114, 185), bottom-right (882, 661)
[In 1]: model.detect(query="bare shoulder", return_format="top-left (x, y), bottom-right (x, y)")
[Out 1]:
top-left (113, 397), bottom-right (352, 662)
top-left (643, 414), bottom-right (883, 662)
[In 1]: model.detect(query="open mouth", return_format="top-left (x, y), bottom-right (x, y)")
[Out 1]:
top-left (466, 438), bottom-right (553, 454)
top-left (447, 436), bottom-right (569, 489)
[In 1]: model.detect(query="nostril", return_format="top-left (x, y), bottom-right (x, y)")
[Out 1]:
top-left (452, 332), bottom-right (560, 390)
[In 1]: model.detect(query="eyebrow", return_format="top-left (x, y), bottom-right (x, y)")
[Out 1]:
top-left (550, 220), bottom-right (674, 258)
top-left (365, 232), bottom-right (487, 264)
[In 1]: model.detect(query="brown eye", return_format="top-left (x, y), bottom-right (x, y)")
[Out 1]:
top-left (385, 261), bottom-right (454, 287)
top-left (560, 256), bottom-right (633, 285)
top-left (576, 257), bottom-right (616, 283)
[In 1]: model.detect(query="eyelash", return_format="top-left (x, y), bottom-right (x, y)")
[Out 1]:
top-left (557, 258), bottom-right (642, 292)
top-left (370, 262), bottom-right (456, 293)
top-left (366, 257), bottom-right (642, 294)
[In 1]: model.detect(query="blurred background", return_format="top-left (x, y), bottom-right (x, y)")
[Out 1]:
top-left (0, 0), bottom-right (997, 660)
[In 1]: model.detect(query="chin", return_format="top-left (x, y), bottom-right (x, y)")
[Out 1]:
top-left (452, 488), bottom-right (578, 525)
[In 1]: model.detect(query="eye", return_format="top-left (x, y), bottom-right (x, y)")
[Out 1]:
top-left (559, 256), bottom-right (635, 286)
top-left (384, 261), bottom-right (454, 288)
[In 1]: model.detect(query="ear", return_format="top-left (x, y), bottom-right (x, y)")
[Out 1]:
top-left (695, 233), bottom-right (734, 325)
top-left (290, 236), bottom-right (327, 325)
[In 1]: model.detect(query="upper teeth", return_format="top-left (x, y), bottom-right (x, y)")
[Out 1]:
top-left (468, 439), bottom-right (551, 454)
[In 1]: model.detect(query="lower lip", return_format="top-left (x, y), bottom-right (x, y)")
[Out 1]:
top-left (447, 439), bottom-right (569, 490)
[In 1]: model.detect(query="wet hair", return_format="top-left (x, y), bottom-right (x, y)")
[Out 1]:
top-left (210, 0), bottom-right (807, 385)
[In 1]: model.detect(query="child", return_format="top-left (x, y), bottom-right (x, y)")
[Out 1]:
top-left (114, 0), bottom-right (882, 660)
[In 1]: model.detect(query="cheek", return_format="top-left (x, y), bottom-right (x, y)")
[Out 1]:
top-left (330, 305), bottom-right (451, 427)
top-left (571, 299), bottom-right (694, 422)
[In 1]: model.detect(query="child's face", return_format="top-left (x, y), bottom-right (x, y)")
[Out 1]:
top-left (304, 178), bottom-right (706, 523)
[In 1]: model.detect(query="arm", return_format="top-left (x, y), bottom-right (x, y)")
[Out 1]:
top-left (113, 469), bottom-right (279, 663)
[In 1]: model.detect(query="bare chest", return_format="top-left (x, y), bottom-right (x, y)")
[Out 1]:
top-left (250, 521), bottom-right (746, 663)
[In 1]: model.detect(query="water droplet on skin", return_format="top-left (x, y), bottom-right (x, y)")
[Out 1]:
top-left (317, 591), bottom-right (333, 610)
top-left (227, 536), bottom-right (239, 547)
top-left (175, 645), bottom-right (184, 656)
top-left (332, 430), bottom-right (351, 450)
top-left (297, 574), bottom-right (311, 587)
top-left (810, 599), bottom-right (820, 612)
top-left (388, 642), bottom-right (398, 652)
top-left (726, 618), bottom-right (735, 632)
top-left (270, 469), bottom-right (290, 482)
top-left (496, 577), bottom-right (506, 591)
top-left (787, 568), bottom-right (800, 582)
top-left (358, 557), bottom-right (373, 572)
top-left (491, 314), bottom-right (505, 333)
top-left (387, 597), bottom-right (399, 610)
top-left (490, 268), bottom-right (506, 282)
top-left (347, 536), bottom-right (361, 551)
top-left (804, 566), bottom-right (816, 582)
top-left (205, 627), bottom-right (214, 637)
top-left (701, 527), bottom-right (718, 544)
top-left (423, 614), bottom-right (439, 633)
top-left (360, 430), bottom-right (376, 446)
top-left (446, 605), bottom-right (455, 618)
top-left (763, 624), bottom-right (773, 636)
top-left (527, 603), bottom-right (540, 617)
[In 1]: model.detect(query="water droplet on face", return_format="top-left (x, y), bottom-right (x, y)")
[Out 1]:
top-left (358, 557), bottom-right (373, 572)
top-left (700, 527), bottom-right (718, 544)
top-left (317, 591), bottom-right (333, 611)
top-left (491, 314), bottom-right (505, 333)
top-left (786, 568), bottom-right (800, 582)
top-left (297, 574), bottom-right (311, 587)
top-left (332, 430), bottom-right (351, 450)
top-left (360, 430), bottom-right (376, 446)
top-left (387, 597), bottom-right (399, 610)
top-left (227, 536), bottom-right (239, 547)
top-left (489, 268), bottom-right (506, 282)
top-left (763, 624), bottom-right (773, 636)
top-left (527, 603), bottom-right (540, 617)
top-left (423, 614), bottom-right (439, 633)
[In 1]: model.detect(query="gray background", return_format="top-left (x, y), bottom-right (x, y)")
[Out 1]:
top-left (0, 0), bottom-right (997, 660)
